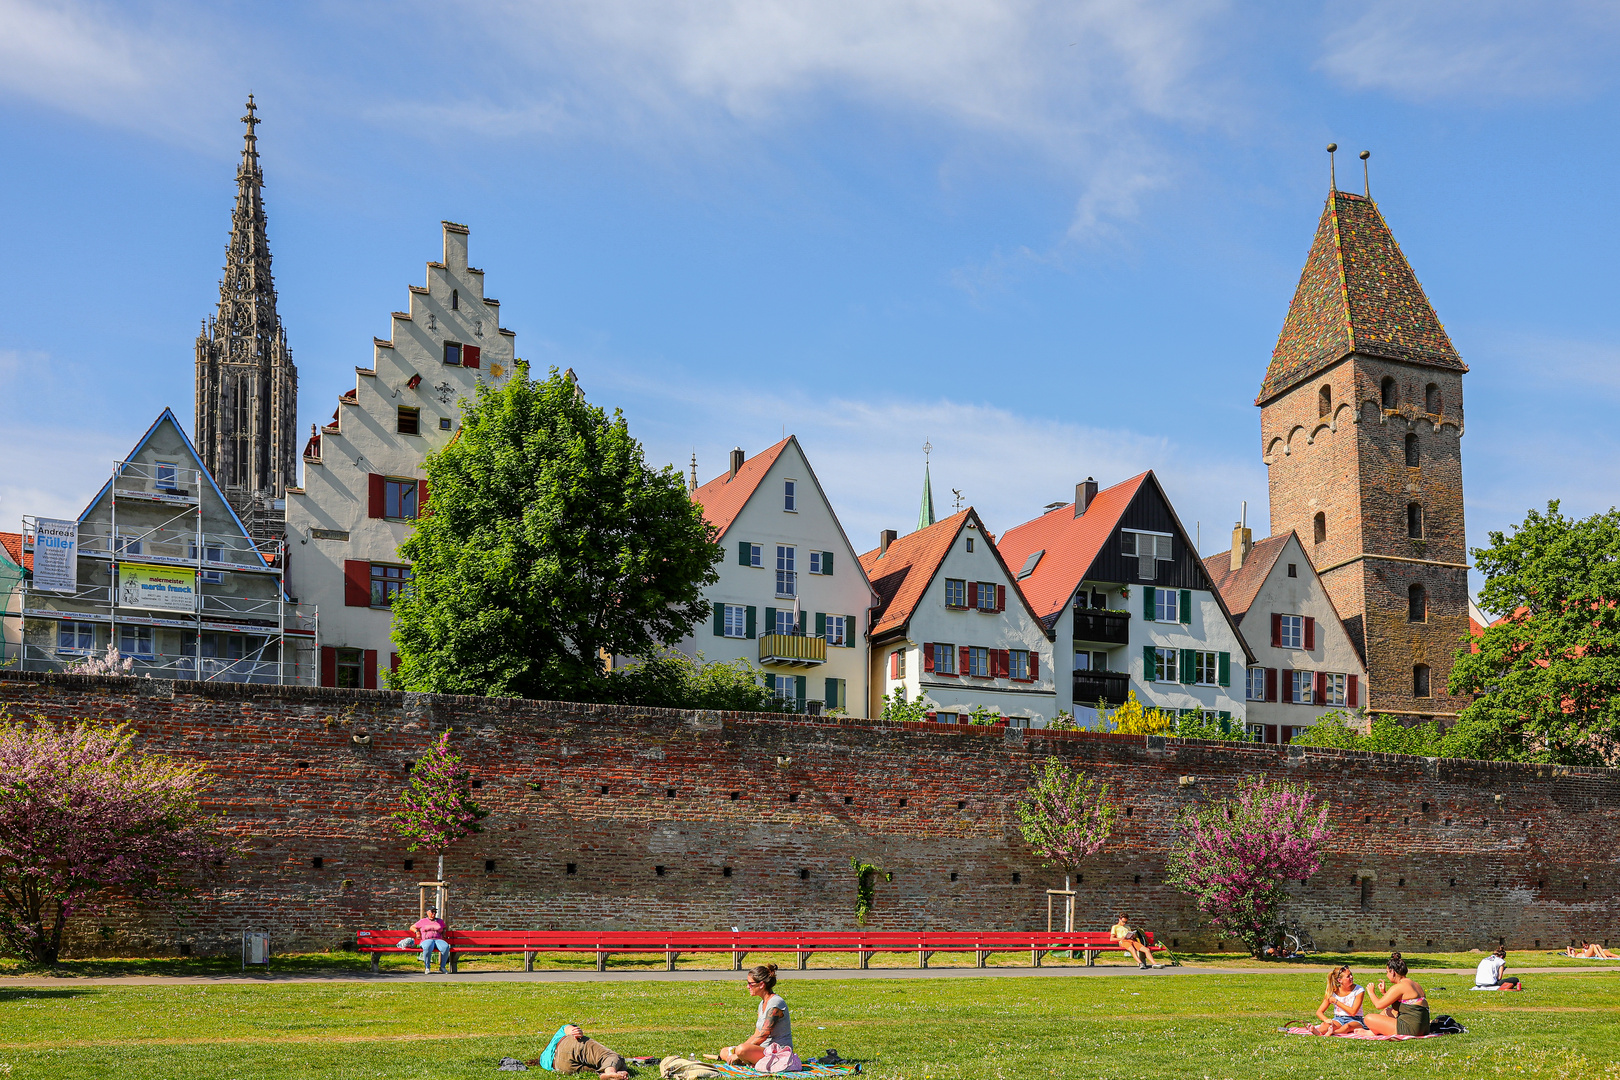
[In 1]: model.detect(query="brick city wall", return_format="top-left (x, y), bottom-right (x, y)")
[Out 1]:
top-left (2, 671), bottom-right (1616, 957)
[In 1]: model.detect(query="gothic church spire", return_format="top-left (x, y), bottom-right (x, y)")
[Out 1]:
top-left (195, 95), bottom-right (298, 539)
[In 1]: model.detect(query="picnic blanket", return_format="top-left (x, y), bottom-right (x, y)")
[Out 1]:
top-left (712, 1064), bottom-right (860, 1076)
top-left (1279, 1026), bottom-right (1456, 1041)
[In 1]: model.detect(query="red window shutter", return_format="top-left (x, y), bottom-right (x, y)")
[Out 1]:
top-left (960, 646), bottom-right (971, 675)
top-left (344, 560), bottom-right (371, 606)
top-left (1030, 651), bottom-right (1038, 679)
top-left (889, 652), bottom-right (899, 679)
top-left (320, 646), bottom-right (336, 687)
top-left (1270, 613), bottom-right (1282, 648)
top-left (1315, 670), bottom-right (1327, 703)
top-left (418, 479), bottom-right (430, 518)
top-left (390, 652), bottom-right (401, 673)
top-left (968, 582), bottom-right (978, 609)
top-left (994, 650), bottom-right (1006, 678)
top-left (1281, 671), bottom-right (1293, 703)
top-left (368, 473), bottom-right (386, 518)
top-left (1348, 674), bottom-right (1359, 707)
top-left (363, 649), bottom-right (378, 690)
top-left (1266, 725), bottom-right (1278, 744)
top-left (923, 644), bottom-right (935, 673)
top-left (997, 584), bottom-right (1006, 611)
top-left (1265, 667), bottom-right (1278, 702)
top-left (462, 345), bottom-right (481, 369)
top-left (1304, 616), bottom-right (1316, 651)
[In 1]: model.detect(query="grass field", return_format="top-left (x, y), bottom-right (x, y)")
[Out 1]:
top-left (0, 968), bottom-right (1614, 1079)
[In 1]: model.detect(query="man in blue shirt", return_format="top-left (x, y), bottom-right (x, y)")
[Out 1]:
top-left (535, 1024), bottom-right (628, 1079)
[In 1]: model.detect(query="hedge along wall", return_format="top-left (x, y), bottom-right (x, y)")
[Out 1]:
top-left (1, 671), bottom-right (1617, 957)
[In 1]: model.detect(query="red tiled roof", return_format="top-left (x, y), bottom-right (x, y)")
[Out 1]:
top-left (993, 473), bottom-right (1151, 622)
top-left (1202, 533), bottom-right (1294, 620)
top-left (690, 438), bottom-right (792, 540)
top-left (858, 510), bottom-right (971, 639)
top-left (1258, 191), bottom-right (1465, 404)
top-left (0, 531), bottom-right (30, 572)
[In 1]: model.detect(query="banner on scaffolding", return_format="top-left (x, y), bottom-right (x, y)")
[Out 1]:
top-left (31, 518), bottom-right (79, 594)
top-left (117, 563), bottom-right (197, 613)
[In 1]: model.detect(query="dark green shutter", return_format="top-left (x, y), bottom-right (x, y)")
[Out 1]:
top-left (1142, 645), bottom-right (1157, 681)
top-left (764, 607), bottom-right (776, 636)
top-left (825, 677), bottom-right (839, 709)
top-left (815, 612), bottom-right (826, 638)
top-left (1219, 710), bottom-right (1231, 722)
top-left (713, 601), bottom-right (725, 636)
top-left (1143, 586), bottom-right (1156, 621)
top-left (1179, 588), bottom-right (1192, 624)
top-left (823, 552), bottom-right (833, 575)
top-left (739, 541), bottom-right (750, 566)
top-left (795, 675), bottom-right (807, 712)
top-left (1218, 652), bottom-right (1231, 686)
top-left (745, 606), bottom-right (756, 639)
top-left (1180, 648), bottom-right (1196, 684)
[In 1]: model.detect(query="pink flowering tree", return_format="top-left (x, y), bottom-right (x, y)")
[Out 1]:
top-left (1164, 775), bottom-right (1331, 956)
top-left (1014, 756), bottom-right (1117, 873)
top-left (0, 715), bottom-right (232, 964)
top-left (390, 731), bottom-right (487, 887)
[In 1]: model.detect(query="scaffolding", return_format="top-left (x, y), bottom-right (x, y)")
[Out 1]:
top-left (14, 457), bottom-right (317, 684)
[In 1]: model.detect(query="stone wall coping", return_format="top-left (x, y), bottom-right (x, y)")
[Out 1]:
top-left (2, 669), bottom-right (1616, 782)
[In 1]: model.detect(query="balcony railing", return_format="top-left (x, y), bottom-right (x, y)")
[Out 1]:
top-left (1073, 609), bottom-right (1130, 645)
top-left (759, 633), bottom-right (826, 667)
top-left (1073, 670), bottom-right (1130, 708)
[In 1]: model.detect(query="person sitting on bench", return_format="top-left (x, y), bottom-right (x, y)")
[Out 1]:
top-left (535, 1025), bottom-right (629, 1079)
top-left (412, 907), bottom-right (450, 974)
top-left (1474, 947), bottom-right (1521, 990)
top-left (1110, 914), bottom-right (1160, 969)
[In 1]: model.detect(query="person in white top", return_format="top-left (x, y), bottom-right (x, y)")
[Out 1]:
top-left (1474, 947), bottom-right (1521, 990)
top-left (1312, 965), bottom-right (1367, 1035)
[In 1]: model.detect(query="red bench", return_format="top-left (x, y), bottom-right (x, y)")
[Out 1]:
top-left (355, 929), bottom-right (1161, 973)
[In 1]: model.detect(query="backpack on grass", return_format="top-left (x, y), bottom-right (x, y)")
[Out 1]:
top-left (1430, 1015), bottom-right (1466, 1035)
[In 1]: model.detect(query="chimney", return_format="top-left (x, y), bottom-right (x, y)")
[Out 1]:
top-left (879, 529), bottom-right (897, 556)
top-left (1074, 477), bottom-right (1098, 517)
top-left (1230, 522), bottom-right (1253, 572)
top-left (729, 447), bottom-right (745, 480)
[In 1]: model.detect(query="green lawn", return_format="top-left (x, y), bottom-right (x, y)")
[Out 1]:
top-left (0, 970), bottom-right (1614, 1078)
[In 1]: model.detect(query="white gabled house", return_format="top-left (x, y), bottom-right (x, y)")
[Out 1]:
top-left (1204, 528), bottom-right (1369, 743)
top-left (859, 508), bottom-right (1058, 726)
top-left (996, 472), bottom-right (1253, 728)
top-left (680, 438), bottom-right (876, 715)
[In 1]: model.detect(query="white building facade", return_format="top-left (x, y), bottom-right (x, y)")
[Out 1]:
top-left (681, 438), bottom-right (876, 715)
top-left (286, 222), bottom-right (518, 687)
top-left (862, 509), bottom-right (1058, 725)
top-left (1204, 529), bottom-right (1368, 742)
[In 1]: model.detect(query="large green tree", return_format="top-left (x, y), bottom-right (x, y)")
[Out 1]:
top-left (391, 366), bottom-right (721, 699)
top-left (1448, 500), bottom-right (1620, 765)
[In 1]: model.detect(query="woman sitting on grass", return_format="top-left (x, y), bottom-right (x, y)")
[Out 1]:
top-left (1563, 941), bottom-right (1618, 959)
top-left (1312, 965), bottom-right (1367, 1035)
top-left (706, 963), bottom-right (795, 1068)
top-left (1363, 952), bottom-right (1429, 1037)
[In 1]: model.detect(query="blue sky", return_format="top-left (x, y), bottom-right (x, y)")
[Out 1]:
top-left (2, 1), bottom-right (1618, 600)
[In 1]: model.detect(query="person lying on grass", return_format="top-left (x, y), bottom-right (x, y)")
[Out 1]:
top-left (1364, 952), bottom-right (1429, 1037)
top-left (1312, 965), bottom-right (1368, 1035)
top-left (1563, 941), bottom-right (1618, 959)
top-left (1110, 913), bottom-right (1162, 969)
top-left (532, 1024), bottom-right (629, 1080)
top-left (705, 963), bottom-right (795, 1068)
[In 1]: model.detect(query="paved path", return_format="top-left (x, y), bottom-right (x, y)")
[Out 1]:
top-left (0, 965), bottom-right (1611, 987)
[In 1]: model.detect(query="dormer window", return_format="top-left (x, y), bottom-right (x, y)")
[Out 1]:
top-left (783, 479), bottom-right (797, 512)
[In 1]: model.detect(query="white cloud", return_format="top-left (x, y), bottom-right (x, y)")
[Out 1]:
top-left (1319, 0), bottom-right (1620, 101)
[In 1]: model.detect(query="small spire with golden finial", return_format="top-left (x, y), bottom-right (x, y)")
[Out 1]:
top-left (1360, 150), bottom-right (1370, 198)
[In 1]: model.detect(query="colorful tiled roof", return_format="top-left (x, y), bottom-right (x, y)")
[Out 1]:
top-left (0, 531), bottom-right (30, 571)
top-left (993, 473), bottom-right (1151, 622)
top-left (1201, 533), bottom-right (1293, 621)
top-left (1258, 191), bottom-right (1465, 404)
top-left (690, 438), bottom-right (792, 540)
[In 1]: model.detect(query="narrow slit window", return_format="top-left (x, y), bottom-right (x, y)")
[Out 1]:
top-left (1409, 583), bottom-right (1427, 622)
top-left (1381, 376), bottom-right (1397, 409)
top-left (1407, 503), bottom-right (1424, 539)
top-left (1313, 512), bottom-right (1326, 545)
top-left (1318, 384), bottom-right (1331, 417)
top-left (1405, 433), bottom-right (1419, 467)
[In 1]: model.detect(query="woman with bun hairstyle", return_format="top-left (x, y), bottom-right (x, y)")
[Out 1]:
top-left (710, 963), bottom-right (795, 1068)
top-left (1364, 952), bottom-right (1430, 1036)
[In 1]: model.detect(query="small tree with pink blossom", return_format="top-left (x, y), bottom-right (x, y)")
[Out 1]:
top-left (0, 714), bottom-right (232, 964)
top-left (390, 731), bottom-right (487, 889)
top-left (1014, 756), bottom-right (1117, 875)
top-left (1164, 775), bottom-right (1331, 957)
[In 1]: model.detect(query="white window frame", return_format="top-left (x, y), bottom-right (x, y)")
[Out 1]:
top-left (1322, 672), bottom-right (1347, 707)
top-left (58, 621), bottom-right (95, 653)
top-left (809, 551), bottom-right (822, 574)
top-left (825, 614), bottom-right (847, 646)
top-left (155, 460), bottom-right (178, 490)
top-left (1278, 614), bottom-right (1303, 649)
top-left (944, 579), bottom-right (966, 608)
top-left (1154, 647), bottom-right (1178, 683)
top-left (1154, 589), bottom-right (1179, 622)
top-left (748, 543), bottom-right (763, 568)
top-left (772, 674), bottom-right (796, 703)
top-left (1291, 669), bottom-right (1314, 704)
top-left (1194, 651), bottom-right (1218, 686)
top-left (1009, 649), bottom-right (1030, 681)
top-left (783, 479), bottom-right (797, 512)
top-left (1121, 529), bottom-right (1173, 580)
top-left (773, 609), bottom-right (796, 635)
top-left (118, 624), bottom-right (154, 658)
top-left (1246, 666), bottom-right (1266, 701)
top-left (775, 545), bottom-right (796, 598)
top-left (723, 604), bottom-right (748, 639)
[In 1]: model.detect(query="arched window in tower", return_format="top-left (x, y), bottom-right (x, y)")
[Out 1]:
top-left (451, 289), bottom-right (459, 310)
top-left (1413, 663), bottom-right (1431, 698)
top-left (1409, 583), bottom-right (1427, 622)
top-left (1381, 377), bottom-right (1397, 409)
top-left (1405, 433), bottom-right (1420, 467)
top-left (1313, 512), bottom-right (1326, 545)
top-left (1407, 502), bottom-right (1424, 539)
top-left (1425, 383), bottom-right (1440, 413)
top-left (1319, 385), bottom-right (1332, 418)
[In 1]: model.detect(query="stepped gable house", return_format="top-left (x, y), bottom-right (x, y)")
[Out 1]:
top-left (193, 97), bottom-right (298, 543)
top-left (1259, 186), bottom-right (1469, 719)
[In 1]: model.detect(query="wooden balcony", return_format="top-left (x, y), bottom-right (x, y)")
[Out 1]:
top-left (1073, 610), bottom-right (1130, 645)
top-left (759, 633), bottom-right (826, 667)
top-left (1073, 671), bottom-right (1130, 708)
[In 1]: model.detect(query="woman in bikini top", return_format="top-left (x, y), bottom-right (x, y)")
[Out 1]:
top-left (1364, 952), bottom-right (1429, 1037)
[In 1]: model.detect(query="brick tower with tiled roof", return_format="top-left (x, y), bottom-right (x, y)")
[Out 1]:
top-left (1259, 187), bottom-right (1468, 721)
